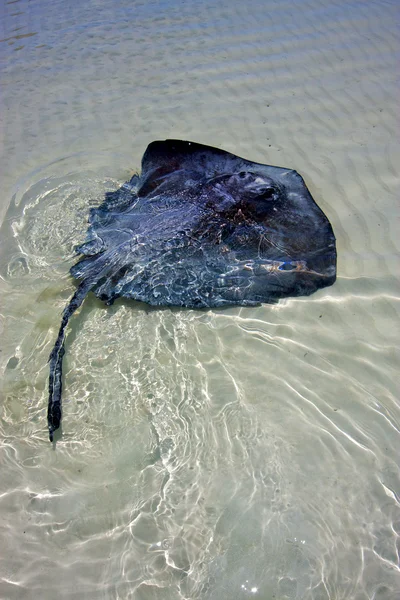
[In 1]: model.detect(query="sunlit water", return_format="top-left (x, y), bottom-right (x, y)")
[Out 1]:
top-left (1, 0), bottom-right (399, 598)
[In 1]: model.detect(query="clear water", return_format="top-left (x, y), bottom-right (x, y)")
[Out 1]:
top-left (1, 0), bottom-right (399, 598)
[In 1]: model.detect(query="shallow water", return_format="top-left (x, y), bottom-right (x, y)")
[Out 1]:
top-left (1, 0), bottom-right (399, 598)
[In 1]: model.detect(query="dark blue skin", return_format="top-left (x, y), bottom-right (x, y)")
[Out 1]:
top-left (48, 140), bottom-right (336, 441)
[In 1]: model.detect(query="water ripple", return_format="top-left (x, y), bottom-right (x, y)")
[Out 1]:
top-left (1, 0), bottom-right (399, 598)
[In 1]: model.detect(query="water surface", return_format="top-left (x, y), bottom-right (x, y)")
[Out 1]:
top-left (1, 0), bottom-right (399, 598)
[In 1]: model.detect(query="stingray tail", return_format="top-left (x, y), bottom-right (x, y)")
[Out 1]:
top-left (47, 279), bottom-right (93, 441)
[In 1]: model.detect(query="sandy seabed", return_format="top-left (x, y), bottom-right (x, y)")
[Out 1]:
top-left (0, 0), bottom-right (399, 598)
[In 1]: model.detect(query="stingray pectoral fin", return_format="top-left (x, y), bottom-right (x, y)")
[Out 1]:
top-left (47, 279), bottom-right (94, 441)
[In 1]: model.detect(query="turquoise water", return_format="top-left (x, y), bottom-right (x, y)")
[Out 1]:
top-left (1, 0), bottom-right (399, 598)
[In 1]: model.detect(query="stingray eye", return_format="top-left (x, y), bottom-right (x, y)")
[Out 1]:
top-left (258, 187), bottom-right (275, 200)
top-left (279, 261), bottom-right (296, 271)
top-left (238, 171), bottom-right (247, 179)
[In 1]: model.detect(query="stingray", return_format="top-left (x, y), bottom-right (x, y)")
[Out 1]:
top-left (47, 140), bottom-right (336, 441)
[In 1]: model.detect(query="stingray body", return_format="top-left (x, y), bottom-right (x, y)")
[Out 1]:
top-left (48, 140), bottom-right (336, 441)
